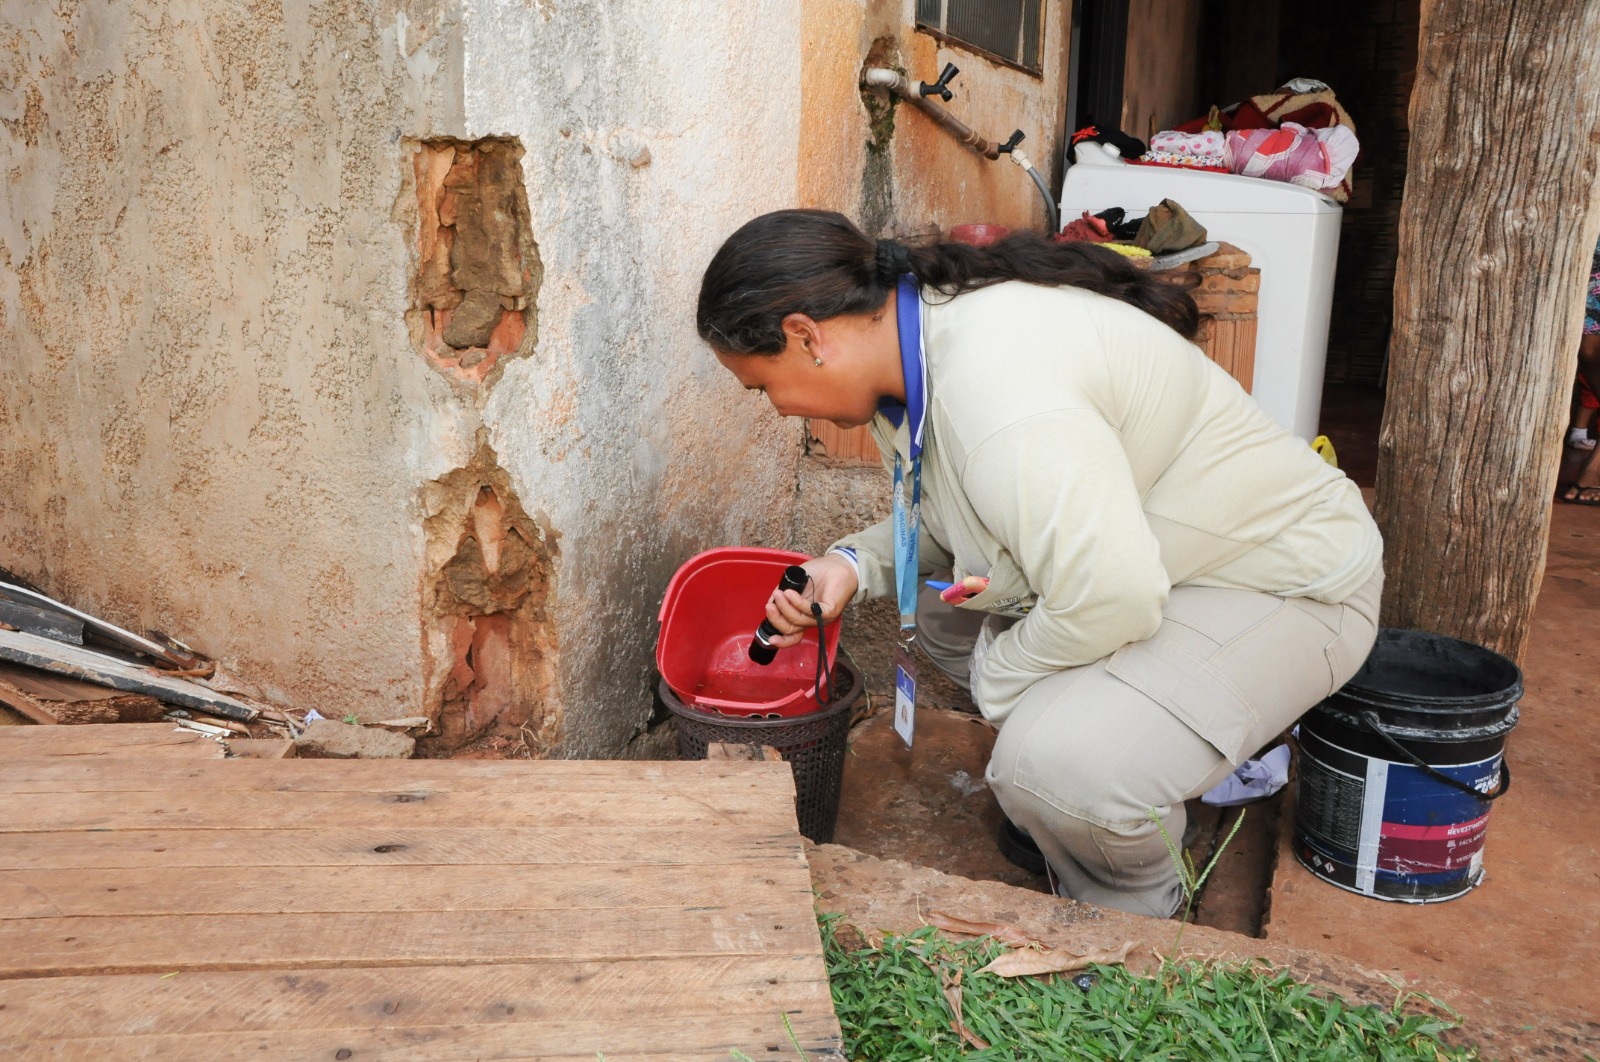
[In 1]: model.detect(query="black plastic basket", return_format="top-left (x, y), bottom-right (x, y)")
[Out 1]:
top-left (661, 658), bottom-right (861, 844)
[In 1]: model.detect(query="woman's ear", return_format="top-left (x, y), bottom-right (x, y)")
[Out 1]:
top-left (780, 313), bottom-right (822, 353)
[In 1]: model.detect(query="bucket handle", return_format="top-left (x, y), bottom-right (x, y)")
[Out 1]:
top-left (1358, 710), bottom-right (1511, 802)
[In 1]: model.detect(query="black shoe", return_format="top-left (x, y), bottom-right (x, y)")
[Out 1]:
top-left (997, 816), bottom-right (1049, 876)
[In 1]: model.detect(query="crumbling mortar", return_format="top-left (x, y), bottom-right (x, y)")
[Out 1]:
top-left (406, 135), bottom-right (541, 390)
top-left (419, 437), bottom-right (561, 753)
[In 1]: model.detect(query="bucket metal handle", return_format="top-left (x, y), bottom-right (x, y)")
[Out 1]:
top-left (1358, 710), bottom-right (1511, 802)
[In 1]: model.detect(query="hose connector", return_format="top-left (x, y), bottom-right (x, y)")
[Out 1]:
top-left (919, 62), bottom-right (959, 102)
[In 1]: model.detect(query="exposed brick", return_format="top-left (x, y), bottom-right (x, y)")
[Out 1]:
top-left (1196, 242), bottom-right (1250, 270)
top-left (1197, 269), bottom-right (1262, 295)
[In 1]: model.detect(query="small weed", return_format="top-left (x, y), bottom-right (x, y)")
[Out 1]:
top-left (1150, 804), bottom-right (1246, 954)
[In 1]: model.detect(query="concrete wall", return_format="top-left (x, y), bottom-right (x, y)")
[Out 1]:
top-left (800, 0), bottom-right (1071, 236)
top-left (0, 0), bottom-right (467, 719)
top-left (0, 0), bottom-right (801, 755)
top-left (465, 0), bottom-right (804, 756)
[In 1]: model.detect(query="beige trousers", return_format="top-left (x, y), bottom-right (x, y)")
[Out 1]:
top-left (917, 567), bottom-right (1383, 918)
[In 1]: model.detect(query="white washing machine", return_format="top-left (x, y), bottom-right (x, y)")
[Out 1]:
top-left (1061, 143), bottom-right (1343, 440)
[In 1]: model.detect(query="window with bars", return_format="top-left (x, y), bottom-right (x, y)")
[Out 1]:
top-left (915, 0), bottom-right (1045, 74)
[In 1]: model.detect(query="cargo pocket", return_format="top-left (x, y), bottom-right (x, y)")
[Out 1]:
top-left (1314, 599), bottom-right (1376, 693)
top-left (1104, 636), bottom-right (1259, 763)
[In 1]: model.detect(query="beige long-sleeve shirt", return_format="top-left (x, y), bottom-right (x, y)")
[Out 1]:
top-left (830, 280), bottom-right (1383, 724)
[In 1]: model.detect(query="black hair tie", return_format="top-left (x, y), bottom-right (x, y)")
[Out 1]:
top-left (874, 239), bottom-right (913, 286)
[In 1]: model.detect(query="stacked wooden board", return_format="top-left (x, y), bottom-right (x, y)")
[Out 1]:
top-left (0, 732), bottom-right (842, 1060)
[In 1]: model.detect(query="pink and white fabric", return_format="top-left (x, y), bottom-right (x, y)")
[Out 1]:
top-left (1226, 122), bottom-right (1359, 193)
top-left (1139, 129), bottom-right (1231, 171)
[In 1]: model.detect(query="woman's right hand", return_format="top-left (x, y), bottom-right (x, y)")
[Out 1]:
top-left (760, 553), bottom-right (860, 649)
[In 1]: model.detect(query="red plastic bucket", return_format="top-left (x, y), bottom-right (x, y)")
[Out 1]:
top-left (949, 223), bottom-right (1011, 246)
top-left (656, 547), bottom-right (841, 718)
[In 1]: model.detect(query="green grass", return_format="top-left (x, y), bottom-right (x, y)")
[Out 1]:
top-left (821, 914), bottom-right (1480, 1061)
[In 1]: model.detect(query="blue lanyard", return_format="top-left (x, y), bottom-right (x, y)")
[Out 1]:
top-left (892, 275), bottom-right (923, 640)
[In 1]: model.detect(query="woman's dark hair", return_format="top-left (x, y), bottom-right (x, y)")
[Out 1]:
top-left (696, 209), bottom-right (1199, 354)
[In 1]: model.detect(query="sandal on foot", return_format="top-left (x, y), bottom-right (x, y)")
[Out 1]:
top-left (1560, 483), bottom-right (1600, 506)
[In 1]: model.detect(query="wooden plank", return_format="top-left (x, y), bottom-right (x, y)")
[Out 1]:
top-left (0, 907), bottom-right (823, 977)
top-left (0, 630), bottom-right (257, 721)
top-left (0, 784), bottom-right (797, 833)
top-left (0, 676), bottom-right (57, 725)
top-left (0, 757), bottom-right (839, 1058)
top-left (0, 724), bottom-right (224, 760)
top-left (2, 826), bottom-right (805, 871)
top-left (0, 957), bottom-right (831, 1038)
top-left (0, 663), bottom-right (129, 702)
top-left (0, 581), bottom-right (200, 669)
top-left (0, 862), bottom-right (814, 918)
top-left (0, 1011), bottom-right (845, 1061)
top-left (42, 696), bottom-right (168, 725)
top-left (0, 756), bottom-right (796, 794)
top-left (0, 665), bottom-right (168, 725)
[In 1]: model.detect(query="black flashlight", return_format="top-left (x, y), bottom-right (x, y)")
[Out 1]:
top-left (748, 565), bottom-right (810, 665)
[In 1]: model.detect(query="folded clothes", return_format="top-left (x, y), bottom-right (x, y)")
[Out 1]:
top-left (1173, 81), bottom-right (1360, 201)
top-left (1228, 122), bottom-right (1360, 193)
top-left (1138, 129), bottom-right (1232, 171)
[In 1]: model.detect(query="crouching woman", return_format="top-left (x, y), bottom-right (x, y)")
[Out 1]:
top-left (697, 209), bottom-right (1382, 918)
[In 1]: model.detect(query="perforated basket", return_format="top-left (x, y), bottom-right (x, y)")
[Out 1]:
top-left (662, 658), bottom-right (861, 844)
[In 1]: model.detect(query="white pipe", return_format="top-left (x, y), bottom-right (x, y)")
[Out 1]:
top-left (862, 67), bottom-right (906, 91)
top-left (862, 67), bottom-right (1058, 230)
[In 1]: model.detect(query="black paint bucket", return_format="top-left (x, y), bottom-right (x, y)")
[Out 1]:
top-left (1294, 628), bottom-right (1520, 903)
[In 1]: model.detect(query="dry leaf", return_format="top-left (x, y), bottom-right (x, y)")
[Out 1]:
top-left (940, 967), bottom-right (990, 1050)
top-left (927, 911), bottom-right (1038, 949)
top-left (951, 1018), bottom-right (990, 1050)
top-left (940, 967), bottom-right (962, 1020)
top-left (978, 939), bottom-right (1136, 978)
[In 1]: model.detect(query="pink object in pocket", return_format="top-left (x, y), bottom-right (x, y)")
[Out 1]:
top-left (940, 576), bottom-right (990, 604)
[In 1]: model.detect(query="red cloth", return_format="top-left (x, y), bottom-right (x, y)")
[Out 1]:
top-left (1174, 100), bottom-right (1273, 134)
top-left (1059, 211), bottom-right (1113, 243)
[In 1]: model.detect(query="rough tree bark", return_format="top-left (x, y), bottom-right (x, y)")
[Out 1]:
top-left (1375, 0), bottom-right (1600, 661)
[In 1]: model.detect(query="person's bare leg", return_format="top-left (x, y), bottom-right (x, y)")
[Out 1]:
top-left (1563, 335), bottom-right (1600, 500)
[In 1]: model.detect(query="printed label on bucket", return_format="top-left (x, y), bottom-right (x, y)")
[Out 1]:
top-left (1296, 739), bottom-right (1502, 902)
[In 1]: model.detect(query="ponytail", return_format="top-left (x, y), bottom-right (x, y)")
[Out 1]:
top-left (697, 209), bottom-right (1199, 355)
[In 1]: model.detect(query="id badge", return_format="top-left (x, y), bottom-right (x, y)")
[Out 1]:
top-left (893, 646), bottom-right (917, 749)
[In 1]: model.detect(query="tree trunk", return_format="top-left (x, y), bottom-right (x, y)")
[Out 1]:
top-left (1375, 0), bottom-right (1600, 661)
